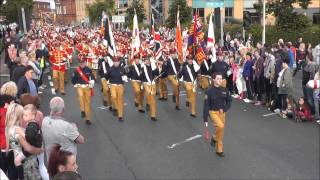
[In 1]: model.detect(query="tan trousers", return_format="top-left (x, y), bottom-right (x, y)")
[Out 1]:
top-left (159, 77), bottom-right (168, 99)
top-left (87, 61), bottom-right (97, 78)
top-left (77, 87), bottom-right (91, 120)
top-left (143, 84), bottom-right (157, 118)
top-left (184, 82), bottom-right (196, 115)
top-left (209, 111), bottom-right (226, 153)
top-left (101, 79), bottom-right (111, 106)
top-left (131, 81), bottom-right (144, 110)
top-left (167, 75), bottom-right (180, 106)
top-left (110, 84), bottom-right (124, 118)
top-left (52, 70), bottom-right (65, 93)
top-left (201, 76), bottom-right (210, 89)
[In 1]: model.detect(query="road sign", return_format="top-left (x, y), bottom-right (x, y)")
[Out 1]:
top-left (112, 15), bottom-right (125, 23)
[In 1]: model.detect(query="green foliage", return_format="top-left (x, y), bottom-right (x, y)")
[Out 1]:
top-left (247, 24), bottom-right (320, 47)
top-left (267, 0), bottom-right (312, 30)
top-left (165, 0), bottom-right (192, 28)
top-left (125, 0), bottom-right (146, 28)
top-left (0, 0), bottom-right (33, 23)
top-left (86, 0), bottom-right (115, 25)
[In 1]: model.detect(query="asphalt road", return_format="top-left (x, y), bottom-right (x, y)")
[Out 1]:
top-left (36, 68), bottom-right (319, 180)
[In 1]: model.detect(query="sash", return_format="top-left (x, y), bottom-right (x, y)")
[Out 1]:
top-left (204, 60), bottom-right (209, 71)
top-left (186, 65), bottom-right (195, 83)
top-left (134, 63), bottom-right (140, 76)
top-left (102, 61), bottom-right (107, 74)
top-left (143, 65), bottom-right (152, 84)
top-left (76, 67), bottom-right (94, 96)
top-left (169, 57), bottom-right (177, 75)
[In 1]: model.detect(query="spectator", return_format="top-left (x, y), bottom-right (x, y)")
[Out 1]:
top-left (242, 52), bottom-right (254, 103)
top-left (5, 103), bottom-right (42, 179)
top-left (295, 97), bottom-right (312, 122)
top-left (12, 50), bottom-right (29, 83)
top-left (47, 145), bottom-right (78, 178)
top-left (278, 57), bottom-right (293, 114)
top-left (0, 81), bottom-right (18, 97)
top-left (253, 50), bottom-right (265, 105)
top-left (302, 54), bottom-right (318, 114)
top-left (264, 49), bottom-right (275, 106)
top-left (285, 43), bottom-right (295, 69)
top-left (53, 171), bottom-right (82, 180)
top-left (6, 44), bottom-right (18, 79)
top-left (293, 43), bottom-right (307, 76)
top-left (0, 95), bottom-right (15, 175)
top-left (17, 65), bottom-right (38, 98)
top-left (282, 95), bottom-right (297, 119)
top-left (42, 97), bottom-right (85, 161)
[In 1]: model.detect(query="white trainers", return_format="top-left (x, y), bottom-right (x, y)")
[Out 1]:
top-left (317, 120), bottom-right (320, 124)
top-left (243, 98), bottom-right (252, 103)
top-left (274, 109), bottom-right (281, 113)
top-left (231, 94), bottom-right (239, 98)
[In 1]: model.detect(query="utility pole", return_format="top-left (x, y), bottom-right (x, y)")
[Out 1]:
top-left (262, 0), bottom-right (266, 45)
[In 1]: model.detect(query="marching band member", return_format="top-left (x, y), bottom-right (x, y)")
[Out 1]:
top-left (50, 42), bottom-right (68, 95)
top-left (98, 52), bottom-right (112, 108)
top-left (72, 58), bottom-right (95, 125)
top-left (141, 54), bottom-right (160, 121)
top-left (127, 55), bottom-right (145, 113)
top-left (167, 49), bottom-right (181, 110)
top-left (104, 56), bottom-right (127, 122)
top-left (178, 54), bottom-right (199, 117)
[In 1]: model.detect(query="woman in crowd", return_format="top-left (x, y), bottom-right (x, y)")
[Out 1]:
top-left (48, 145), bottom-right (78, 178)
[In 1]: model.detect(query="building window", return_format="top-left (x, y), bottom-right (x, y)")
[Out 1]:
top-left (313, 13), bottom-right (320, 24)
top-left (192, 8), bottom-right (204, 18)
top-left (225, 7), bottom-right (233, 23)
top-left (63, 6), bottom-right (66, 14)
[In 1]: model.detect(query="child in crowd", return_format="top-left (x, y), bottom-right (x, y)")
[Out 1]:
top-left (295, 97), bottom-right (313, 122)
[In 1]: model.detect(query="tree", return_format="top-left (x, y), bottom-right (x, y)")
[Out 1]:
top-left (0, 0), bottom-right (33, 24)
top-left (86, 0), bottom-right (115, 25)
top-left (267, 0), bottom-right (311, 30)
top-left (165, 0), bottom-right (192, 28)
top-left (125, 0), bottom-right (146, 28)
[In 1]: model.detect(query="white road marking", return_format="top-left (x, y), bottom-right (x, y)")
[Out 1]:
top-left (167, 134), bottom-right (202, 149)
top-left (51, 88), bottom-right (56, 95)
top-left (49, 81), bottom-right (54, 87)
top-left (48, 75), bottom-right (51, 80)
top-left (263, 112), bottom-right (279, 117)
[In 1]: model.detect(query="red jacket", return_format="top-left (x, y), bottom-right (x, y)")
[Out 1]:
top-left (0, 107), bottom-right (7, 150)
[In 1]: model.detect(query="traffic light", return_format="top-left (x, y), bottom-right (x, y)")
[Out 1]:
top-left (243, 11), bottom-right (252, 29)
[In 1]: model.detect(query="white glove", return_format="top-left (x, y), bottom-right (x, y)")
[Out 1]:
top-left (89, 80), bottom-right (95, 87)
top-left (122, 75), bottom-right (128, 82)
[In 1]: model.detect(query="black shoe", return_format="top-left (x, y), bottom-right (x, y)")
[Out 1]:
top-left (103, 101), bottom-right (108, 106)
top-left (216, 152), bottom-right (225, 157)
top-left (61, 92), bottom-right (66, 95)
top-left (101, 88), bottom-right (103, 92)
top-left (55, 89), bottom-right (58, 93)
top-left (81, 111), bottom-right (85, 118)
top-left (109, 106), bottom-right (113, 111)
top-left (138, 109), bottom-right (145, 113)
top-left (151, 117), bottom-right (157, 121)
top-left (175, 106), bottom-right (180, 110)
top-left (158, 97), bottom-right (164, 101)
top-left (210, 138), bottom-right (216, 148)
top-left (172, 96), bottom-right (176, 103)
top-left (190, 114), bottom-right (196, 118)
top-left (118, 117), bottom-right (124, 122)
top-left (163, 97), bottom-right (168, 101)
top-left (85, 120), bottom-right (91, 125)
top-left (134, 102), bottom-right (138, 107)
top-left (186, 102), bottom-right (190, 107)
top-left (146, 105), bottom-right (150, 111)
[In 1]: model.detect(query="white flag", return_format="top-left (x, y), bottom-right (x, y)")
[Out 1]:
top-left (207, 13), bottom-right (215, 48)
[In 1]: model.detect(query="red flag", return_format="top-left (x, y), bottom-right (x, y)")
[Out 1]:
top-left (196, 46), bottom-right (206, 64)
top-left (176, 10), bottom-right (183, 63)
